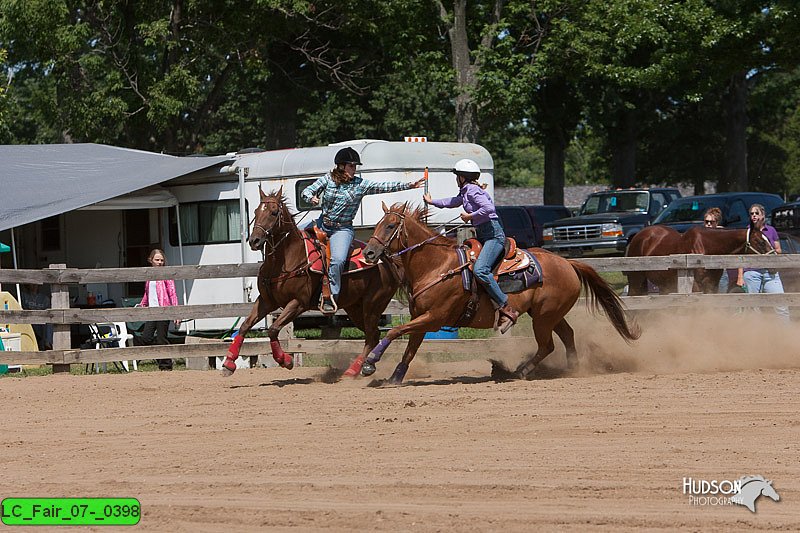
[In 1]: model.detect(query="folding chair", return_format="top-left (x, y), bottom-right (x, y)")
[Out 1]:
top-left (84, 322), bottom-right (136, 373)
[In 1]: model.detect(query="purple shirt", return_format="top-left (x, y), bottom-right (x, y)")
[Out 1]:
top-left (428, 183), bottom-right (498, 226)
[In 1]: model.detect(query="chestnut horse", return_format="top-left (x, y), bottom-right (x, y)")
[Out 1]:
top-left (360, 203), bottom-right (641, 384)
top-left (220, 187), bottom-right (402, 377)
top-left (626, 224), bottom-right (774, 295)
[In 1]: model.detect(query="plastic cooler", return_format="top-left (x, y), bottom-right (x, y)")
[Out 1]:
top-left (0, 332), bottom-right (23, 374)
top-left (424, 327), bottom-right (458, 340)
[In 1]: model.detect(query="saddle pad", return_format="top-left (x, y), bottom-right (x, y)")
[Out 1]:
top-left (303, 236), bottom-right (376, 275)
top-left (456, 247), bottom-right (471, 291)
top-left (497, 250), bottom-right (543, 293)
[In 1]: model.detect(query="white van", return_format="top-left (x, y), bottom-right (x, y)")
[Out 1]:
top-left (162, 139), bottom-right (494, 331)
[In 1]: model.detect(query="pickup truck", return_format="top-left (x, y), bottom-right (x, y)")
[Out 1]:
top-left (496, 205), bottom-right (572, 248)
top-left (541, 188), bottom-right (681, 256)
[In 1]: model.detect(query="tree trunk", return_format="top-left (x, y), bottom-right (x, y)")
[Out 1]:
top-left (449, 0), bottom-right (479, 143)
top-left (610, 108), bottom-right (637, 188)
top-left (544, 135), bottom-right (566, 205)
top-left (722, 71), bottom-right (748, 192)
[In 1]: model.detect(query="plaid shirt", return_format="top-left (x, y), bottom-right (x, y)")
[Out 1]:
top-left (301, 173), bottom-right (414, 225)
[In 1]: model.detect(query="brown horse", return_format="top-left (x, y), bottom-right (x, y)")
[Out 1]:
top-left (220, 187), bottom-right (403, 378)
top-left (626, 224), bottom-right (774, 295)
top-left (360, 203), bottom-right (641, 384)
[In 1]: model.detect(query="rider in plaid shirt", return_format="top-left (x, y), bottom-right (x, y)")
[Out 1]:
top-left (302, 147), bottom-right (424, 313)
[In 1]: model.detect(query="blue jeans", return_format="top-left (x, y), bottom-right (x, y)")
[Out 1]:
top-left (743, 269), bottom-right (790, 322)
top-left (474, 219), bottom-right (507, 307)
top-left (319, 219), bottom-right (354, 297)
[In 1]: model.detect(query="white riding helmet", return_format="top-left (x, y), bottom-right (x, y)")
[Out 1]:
top-left (452, 158), bottom-right (481, 175)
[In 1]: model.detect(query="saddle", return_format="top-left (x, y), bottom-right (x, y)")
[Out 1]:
top-left (462, 237), bottom-right (532, 278)
top-left (311, 225), bottom-right (336, 313)
top-left (303, 226), bottom-right (374, 314)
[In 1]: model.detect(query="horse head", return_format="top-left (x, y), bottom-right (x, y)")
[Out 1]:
top-left (745, 225), bottom-right (776, 255)
top-left (363, 201), bottom-right (407, 264)
top-left (733, 475), bottom-right (780, 512)
top-left (758, 479), bottom-right (780, 502)
top-left (249, 185), bottom-right (286, 251)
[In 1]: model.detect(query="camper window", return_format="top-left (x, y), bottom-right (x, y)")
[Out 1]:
top-left (296, 179), bottom-right (320, 211)
top-left (40, 215), bottom-right (62, 251)
top-left (169, 200), bottom-right (247, 246)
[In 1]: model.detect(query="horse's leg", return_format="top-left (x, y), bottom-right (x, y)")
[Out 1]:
top-left (341, 301), bottom-right (374, 377)
top-left (221, 296), bottom-right (272, 377)
top-left (362, 311), bottom-right (437, 377)
top-left (264, 299), bottom-right (308, 370)
top-left (553, 318), bottom-right (577, 371)
top-left (515, 318), bottom-right (557, 379)
top-left (626, 272), bottom-right (646, 296)
top-left (388, 331), bottom-right (425, 385)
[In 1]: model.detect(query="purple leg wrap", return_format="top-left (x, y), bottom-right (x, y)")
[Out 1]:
top-left (389, 362), bottom-right (408, 384)
top-left (366, 337), bottom-right (392, 364)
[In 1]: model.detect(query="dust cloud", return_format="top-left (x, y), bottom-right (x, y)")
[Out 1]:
top-left (530, 304), bottom-right (800, 377)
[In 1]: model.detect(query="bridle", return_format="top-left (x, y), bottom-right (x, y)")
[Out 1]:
top-left (368, 211), bottom-right (408, 255)
top-left (744, 227), bottom-right (777, 255)
top-left (252, 198), bottom-right (293, 257)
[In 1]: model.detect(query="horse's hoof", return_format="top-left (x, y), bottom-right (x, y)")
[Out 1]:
top-left (361, 362), bottom-right (376, 376)
top-left (220, 367), bottom-right (235, 377)
top-left (273, 353), bottom-right (294, 370)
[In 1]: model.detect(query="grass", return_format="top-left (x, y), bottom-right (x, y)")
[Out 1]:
top-left (0, 359), bottom-right (187, 378)
top-left (599, 270), bottom-right (628, 294)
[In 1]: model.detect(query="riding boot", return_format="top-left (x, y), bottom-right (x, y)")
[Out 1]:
top-left (496, 303), bottom-right (519, 334)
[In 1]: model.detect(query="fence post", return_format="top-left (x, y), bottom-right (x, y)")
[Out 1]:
top-left (673, 254), bottom-right (695, 294)
top-left (49, 264), bottom-right (71, 374)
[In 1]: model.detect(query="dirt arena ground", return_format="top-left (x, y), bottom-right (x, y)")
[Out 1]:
top-left (2, 307), bottom-right (800, 531)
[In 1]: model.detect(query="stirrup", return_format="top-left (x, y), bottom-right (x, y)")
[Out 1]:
top-left (319, 295), bottom-right (338, 315)
top-left (496, 304), bottom-right (518, 334)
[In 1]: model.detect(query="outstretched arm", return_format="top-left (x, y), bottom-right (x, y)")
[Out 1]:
top-left (363, 178), bottom-right (424, 196)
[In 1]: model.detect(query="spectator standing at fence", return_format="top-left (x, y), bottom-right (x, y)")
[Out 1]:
top-left (736, 204), bottom-right (789, 322)
top-left (136, 249), bottom-right (180, 370)
top-left (703, 208), bottom-right (730, 293)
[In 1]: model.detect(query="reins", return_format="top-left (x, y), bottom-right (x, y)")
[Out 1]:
top-left (386, 214), bottom-right (469, 259)
top-left (372, 209), bottom-right (473, 302)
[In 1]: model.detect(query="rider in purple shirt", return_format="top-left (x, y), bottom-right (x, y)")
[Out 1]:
top-left (423, 159), bottom-right (519, 333)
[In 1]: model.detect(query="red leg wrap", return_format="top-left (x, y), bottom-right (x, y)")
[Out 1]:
top-left (343, 355), bottom-right (365, 377)
top-left (223, 335), bottom-right (245, 372)
top-left (271, 340), bottom-right (293, 370)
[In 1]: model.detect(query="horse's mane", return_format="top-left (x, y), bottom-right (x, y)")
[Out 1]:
top-left (739, 475), bottom-right (769, 486)
top-left (263, 191), bottom-right (299, 225)
top-left (392, 202), bottom-right (458, 246)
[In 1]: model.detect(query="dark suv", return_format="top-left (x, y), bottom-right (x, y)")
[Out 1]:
top-left (541, 188), bottom-right (681, 256)
top-left (653, 192), bottom-right (784, 231)
top-left (497, 205), bottom-right (572, 248)
top-left (771, 201), bottom-right (800, 235)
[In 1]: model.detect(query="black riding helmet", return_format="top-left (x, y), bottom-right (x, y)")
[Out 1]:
top-left (334, 147), bottom-right (362, 166)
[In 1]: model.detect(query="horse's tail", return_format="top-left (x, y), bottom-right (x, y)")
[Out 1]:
top-left (569, 260), bottom-right (641, 342)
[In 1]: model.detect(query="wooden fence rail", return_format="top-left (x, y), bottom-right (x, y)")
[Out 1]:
top-left (1, 255), bottom-right (798, 367)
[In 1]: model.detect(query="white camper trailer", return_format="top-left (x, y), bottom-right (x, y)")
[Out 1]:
top-left (163, 140), bottom-right (494, 331)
